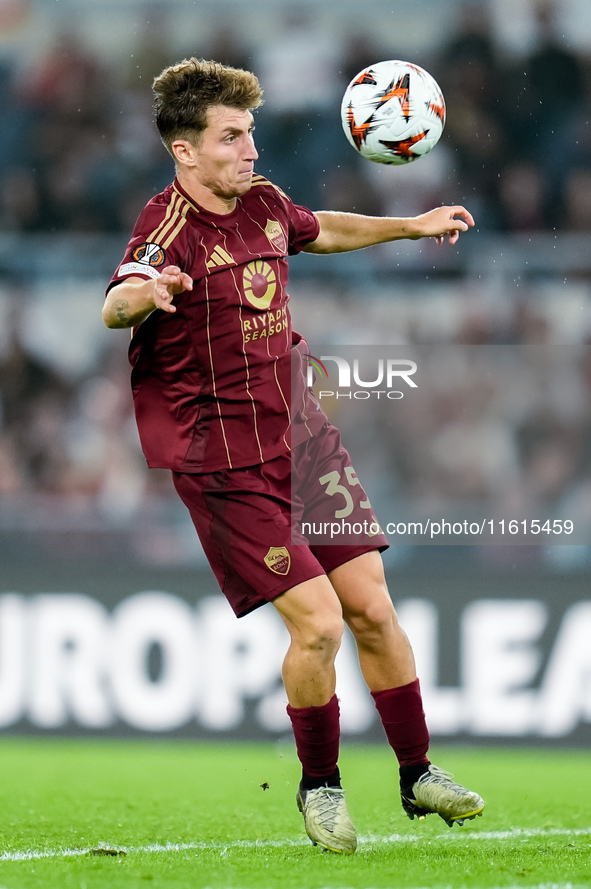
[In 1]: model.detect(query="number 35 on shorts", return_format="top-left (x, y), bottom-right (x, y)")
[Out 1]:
top-left (319, 467), bottom-right (372, 519)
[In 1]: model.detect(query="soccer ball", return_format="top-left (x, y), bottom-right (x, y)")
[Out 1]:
top-left (341, 60), bottom-right (446, 165)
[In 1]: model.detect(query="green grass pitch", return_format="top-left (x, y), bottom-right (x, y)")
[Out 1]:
top-left (0, 738), bottom-right (589, 889)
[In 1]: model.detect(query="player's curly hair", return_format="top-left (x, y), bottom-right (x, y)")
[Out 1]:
top-left (153, 58), bottom-right (264, 155)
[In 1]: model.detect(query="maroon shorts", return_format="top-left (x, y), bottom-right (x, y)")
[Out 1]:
top-left (172, 422), bottom-right (388, 617)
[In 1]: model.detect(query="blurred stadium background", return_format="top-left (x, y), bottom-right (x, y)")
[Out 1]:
top-left (0, 0), bottom-right (590, 746)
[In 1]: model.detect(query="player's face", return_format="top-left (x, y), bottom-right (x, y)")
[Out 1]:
top-left (192, 106), bottom-right (258, 203)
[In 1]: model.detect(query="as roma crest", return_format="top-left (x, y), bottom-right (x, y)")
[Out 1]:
top-left (264, 220), bottom-right (287, 254)
top-left (264, 546), bottom-right (291, 576)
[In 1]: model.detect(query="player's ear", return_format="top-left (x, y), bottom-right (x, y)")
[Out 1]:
top-left (171, 139), bottom-right (197, 167)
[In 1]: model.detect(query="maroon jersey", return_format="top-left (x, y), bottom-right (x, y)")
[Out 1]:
top-left (108, 175), bottom-right (326, 472)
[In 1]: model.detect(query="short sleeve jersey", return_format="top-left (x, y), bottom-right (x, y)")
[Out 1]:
top-left (107, 176), bottom-right (326, 473)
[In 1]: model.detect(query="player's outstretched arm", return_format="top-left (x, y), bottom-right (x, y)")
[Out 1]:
top-left (304, 206), bottom-right (475, 254)
top-left (102, 266), bottom-right (193, 329)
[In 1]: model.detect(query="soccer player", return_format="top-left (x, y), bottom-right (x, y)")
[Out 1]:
top-left (103, 58), bottom-right (484, 855)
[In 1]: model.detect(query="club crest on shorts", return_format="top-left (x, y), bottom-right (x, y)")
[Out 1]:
top-left (264, 546), bottom-right (291, 575)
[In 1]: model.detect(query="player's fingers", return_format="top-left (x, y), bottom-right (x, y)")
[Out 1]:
top-left (155, 278), bottom-right (176, 297)
top-left (153, 276), bottom-right (179, 312)
top-left (448, 215), bottom-right (469, 233)
top-left (158, 266), bottom-right (187, 287)
top-left (154, 291), bottom-right (177, 313)
top-left (453, 207), bottom-right (475, 227)
top-left (159, 268), bottom-right (192, 291)
top-left (158, 272), bottom-right (182, 287)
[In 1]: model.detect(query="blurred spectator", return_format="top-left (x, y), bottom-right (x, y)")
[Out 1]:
top-left (20, 33), bottom-right (106, 114)
top-left (499, 0), bottom-right (587, 215)
top-left (497, 161), bottom-right (550, 233)
top-left (439, 1), bottom-right (500, 112)
top-left (561, 167), bottom-right (591, 232)
top-left (206, 26), bottom-right (254, 72)
top-left (339, 31), bottom-right (388, 88)
top-left (254, 9), bottom-right (342, 114)
top-left (0, 166), bottom-right (42, 231)
top-left (510, 2), bottom-right (586, 158)
top-left (437, 3), bottom-right (509, 228)
top-left (321, 165), bottom-right (384, 216)
top-left (0, 302), bottom-right (72, 493)
top-left (506, 301), bottom-right (552, 345)
top-left (121, 6), bottom-right (176, 92)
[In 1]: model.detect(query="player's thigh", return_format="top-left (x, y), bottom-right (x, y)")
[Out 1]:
top-left (329, 550), bottom-right (398, 630)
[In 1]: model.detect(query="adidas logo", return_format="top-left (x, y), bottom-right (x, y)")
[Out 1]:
top-left (206, 245), bottom-right (235, 270)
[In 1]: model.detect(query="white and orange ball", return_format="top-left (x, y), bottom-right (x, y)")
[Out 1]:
top-left (341, 60), bottom-right (446, 165)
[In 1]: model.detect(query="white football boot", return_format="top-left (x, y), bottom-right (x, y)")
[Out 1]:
top-left (401, 764), bottom-right (485, 827)
top-left (296, 785), bottom-right (357, 854)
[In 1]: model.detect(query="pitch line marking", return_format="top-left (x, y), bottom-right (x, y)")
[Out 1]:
top-left (368, 827), bottom-right (591, 843)
top-left (0, 827), bottom-right (590, 863)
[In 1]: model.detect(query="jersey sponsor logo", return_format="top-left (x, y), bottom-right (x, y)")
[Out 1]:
top-left (117, 261), bottom-right (160, 279)
top-left (264, 219), bottom-right (287, 254)
top-left (206, 244), bottom-right (236, 270)
top-left (263, 546), bottom-right (291, 576)
top-left (243, 306), bottom-right (289, 344)
top-left (243, 260), bottom-right (277, 310)
top-left (131, 242), bottom-right (166, 267)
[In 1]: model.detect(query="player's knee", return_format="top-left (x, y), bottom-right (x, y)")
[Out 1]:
top-left (346, 594), bottom-right (397, 642)
top-left (300, 613), bottom-right (344, 659)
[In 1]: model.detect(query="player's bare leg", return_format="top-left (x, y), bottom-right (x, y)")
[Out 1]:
top-left (272, 575), bottom-right (343, 707)
top-left (329, 550), bottom-right (416, 691)
top-left (330, 551), bottom-right (484, 827)
top-left (272, 577), bottom-right (356, 853)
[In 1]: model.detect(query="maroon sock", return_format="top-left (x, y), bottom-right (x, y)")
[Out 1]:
top-left (286, 694), bottom-right (340, 782)
top-left (371, 679), bottom-right (430, 766)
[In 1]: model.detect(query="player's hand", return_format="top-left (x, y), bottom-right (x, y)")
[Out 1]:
top-left (153, 265), bottom-right (193, 314)
top-left (415, 206), bottom-right (475, 245)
